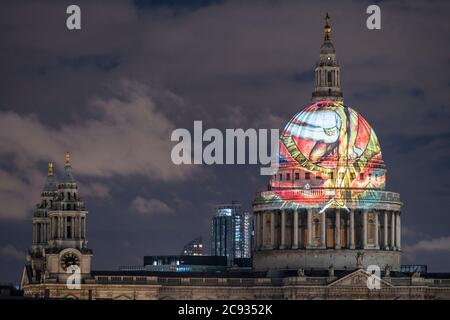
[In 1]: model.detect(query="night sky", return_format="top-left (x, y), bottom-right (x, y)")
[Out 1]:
top-left (0, 0), bottom-right (449, 284)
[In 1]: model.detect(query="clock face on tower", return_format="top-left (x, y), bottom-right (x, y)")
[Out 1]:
top-left (60, 252), bottom-right (80, 270)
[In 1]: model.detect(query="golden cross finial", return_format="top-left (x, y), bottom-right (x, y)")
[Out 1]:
top-left (48, 162), bottom-right (53, 176)
top-left (325, 12), bottom-right (330, 25)
top-left (65, 152), bottom-right (71, 166)
top-left (324, 13), bottom-right (332, 41)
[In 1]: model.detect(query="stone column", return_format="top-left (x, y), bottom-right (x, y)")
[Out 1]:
top-left (58, 216), bottom-right (61, 239)
top-left (32, 223), bottom-right (36, 244)
top-left (363, 211), bottom-right (368, 249)
top-left (349, 210), bottom-right (355, 249)
top-left (321, 211), bottom-right (326, 248)
top-left (59, 218), bottom-right (62, 239)
top-left (384, 211), bottom-right (389, 250)
top-left (253, 213), bottom-right (258, 250)
top-left (280, 210), bottom-right (286, 249)
top-left (396, 212), bottom-right (401, 250)
top-left (259, 212), bottom-right (264, 249)
top-left (270, 211), bottom-right (275, 249)
top-left (292, 209), bottom-right (299, 249)
top-left (63, 217), bottom-right (67, 239)
top-left (335, 211), bottom-right (341, 249)
top-left (391, 211), bottom-right (396, 250)
top-left (83, 217), bottom-right (86, 239)
top-left (255, 212), bottom-right (263, 250)
top-left (375, 211), bottom-right (379, 249)
top-left (261, 212), bottom-right (266, 249)
top-left (307, 209), bottom-right (312, 247)
top-left (73, 216), bottom-right (77, 239)
top-left (77, 216), bottom-right (81, 238)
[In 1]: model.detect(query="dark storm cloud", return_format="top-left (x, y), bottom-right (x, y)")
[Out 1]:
top-left (58, 54), bottom-right (122, 71)
top-left (134, 0), bottom-right (224, 11)
top-left (0, 0), bottom-right (450, 282)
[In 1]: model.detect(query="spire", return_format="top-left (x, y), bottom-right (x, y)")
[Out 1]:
top-left (61, 151), bottom-right (75, 183)
top-left (324, 13), bottom-right (331, 41)
top-left (43, 162), bottom-right (57, 192)
top-left (312, 13), bottom-right (343, 102)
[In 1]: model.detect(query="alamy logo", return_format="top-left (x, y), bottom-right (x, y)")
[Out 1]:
top-left (66, 5), bottom-right (81, 30)
top-left (66, 265), bottom-right (81, 290)
top-left (171, 121), bottom-right (280, 175)
top-left (366, 5), bottom-right (381, 30)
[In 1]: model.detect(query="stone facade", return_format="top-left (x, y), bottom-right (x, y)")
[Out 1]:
top-left (21, 269), bottom-right (450, 300)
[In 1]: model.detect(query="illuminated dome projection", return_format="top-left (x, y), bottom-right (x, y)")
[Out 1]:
top-left (258, 100), bottom-right (386, 211)
top-left (252, 14), bottom-right (403, 272)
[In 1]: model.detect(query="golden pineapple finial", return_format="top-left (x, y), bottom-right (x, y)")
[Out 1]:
top-left (65, 152), bottom-right (71, 166)
top-left (48, 162), bottom-right (53, 176)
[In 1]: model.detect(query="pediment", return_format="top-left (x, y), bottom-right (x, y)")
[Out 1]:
top-left (328, 269), bottom-right (393, 288)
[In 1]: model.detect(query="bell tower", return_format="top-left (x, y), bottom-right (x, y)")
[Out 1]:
top-left (28, 162), bottom-right (57, 282)
top-left (24, 153), bottom-right (93, 286)
top-left (312, 13), bottom-right (343, 102)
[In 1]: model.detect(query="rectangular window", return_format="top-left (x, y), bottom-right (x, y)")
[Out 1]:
top-left (295, 172), bottom-right (300, 180)
top-left (316, 175), bottom-right (322, 180)
top-left (286, 173), bottom-right (291, 181)
top-left (329, 172), bottom-right (334, 180)
top-left (360, 173), bottom-right (365, 180)
top-left (279, 173), bottom-right (283, 181)
top-left (305, 172), bottom-right (310, 180)
top-left (327, 71), bottom-right (332, 84)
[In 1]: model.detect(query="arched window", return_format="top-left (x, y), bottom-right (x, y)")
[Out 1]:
top-left (67, 192), bottom-right (71, 201)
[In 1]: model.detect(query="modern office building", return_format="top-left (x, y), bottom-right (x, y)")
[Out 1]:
top-left (181, 237), bottom-right (204, 256)
top-left (211, 202), bottom-right (252, 263)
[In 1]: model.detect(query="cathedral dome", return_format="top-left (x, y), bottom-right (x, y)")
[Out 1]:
top-left (276, 100), bottom-right (385, 188)
top-left (263, 100), bottom-right (387, 210)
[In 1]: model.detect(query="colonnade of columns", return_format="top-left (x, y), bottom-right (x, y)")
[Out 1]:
top-left (32, 221), bottom-right (51, 244)
top-left (50, 215), bottom-right (85, 240)
top-left (253, 209), bottom-right (401, 251)
top-left (33, 215), bottom-right (86, 245)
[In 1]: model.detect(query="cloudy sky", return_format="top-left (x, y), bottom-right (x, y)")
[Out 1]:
top-left (0, 0), bottom-right (449, 283)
